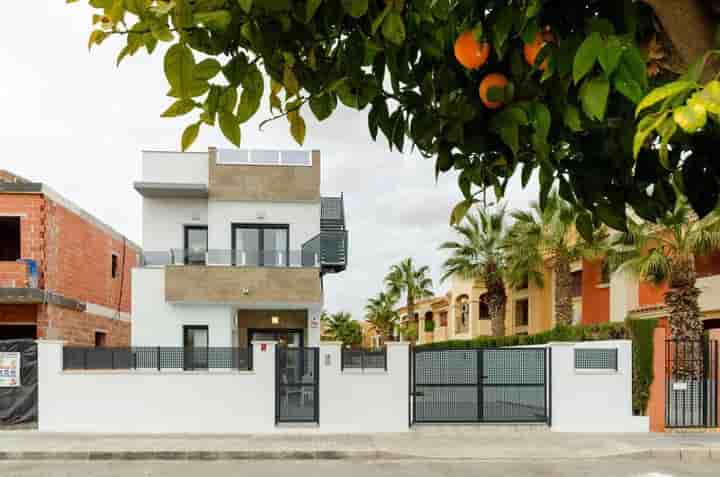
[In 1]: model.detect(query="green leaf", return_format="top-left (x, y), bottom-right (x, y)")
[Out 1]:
top-left (371, 4), bottom-right (391, 35)
top-left (237, 65), bottom-right (264, 123)
top-left (673, 103), bottom-right (707, 133)
top-left (694, 80), bottom-right (720, 115)
top-left (150, 22), bottom-right (174, 42)
top-left (309, 92), bottom-right (337, 121)
top-left (219, 112), bottom-right (241, 147)
top-left (161, 99), bottom-right (196, 117)
top-left (595, 203), bottom-right (626, 231)
top-left (576, 211), bottom-right (594, 242)
top-left (289, 112), bottom-right (307, 145)
top-left (635, 81), bottom-right (694, 117)
top-left (283, 65), bottom-right (300, 96)
top-left (194, 59), bottom-right (221, 80)
top-left (88, 30), bottom-right (108, 51)
top-left (579, 75), bottom-right (610, 120)
top-left (493, 6), bottom-right (514, 56)
top-left (450, 199), bottom-right (474, 226)
top-left (573, 32), bottom-right (601, 84)
top-left (194, 11), bottom-right (232, 30)
top-left (633, 112), bottom-right (667, 158)
top-left (220, 87), bottom-right (238, 113)
top-left (238, 0), bottom-right (253, 13)
top-left (181, 122), bottom-right (200, 151)
top-left (531, 102), bottom-right (551, 141)
top-left (342, 0), bottom-right (368, 18)
top-left (613, 63), bottom-right (644, 104)
top-left (382, 12), bottom-right (406, 45)
top-left (563, 104), bottom-right (582, 131)
top-left (164, 44), bottom-right (195, 99)
top-left (598, 36), bottom-right (623, 75)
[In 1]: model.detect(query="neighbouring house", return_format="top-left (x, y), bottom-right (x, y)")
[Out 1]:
top-left (0, 170), bottom-right (139, 345)
top-left (358, 320), bottom-right (382, 349)
top-left (131, 148), bottom-right (348, 358)
top-left (401, 254), bottom-right (720, 345)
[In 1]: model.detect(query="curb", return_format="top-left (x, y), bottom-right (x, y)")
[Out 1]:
top-left (0, 448), bottom-right (719, 462)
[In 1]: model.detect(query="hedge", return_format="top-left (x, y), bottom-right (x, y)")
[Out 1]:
top-left (626, 318), bottom-right (657, 416)
top-left (415, 322), bottom-right (628, 350)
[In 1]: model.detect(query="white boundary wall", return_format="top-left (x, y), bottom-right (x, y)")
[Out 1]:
top-left (546, 340), bottom-right (649, 433)
top-left (37, 340), bottom-right (410, 434)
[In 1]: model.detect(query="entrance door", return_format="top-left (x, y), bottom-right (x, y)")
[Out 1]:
top-left (412, 348), bottom-right (549, 423)
top-left (183, 325), bottom-right (208, 370)
top-left (276, 347), bottom-right (319, 424)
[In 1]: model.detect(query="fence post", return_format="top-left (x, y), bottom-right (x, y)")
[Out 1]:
top-left (384, 347), bottom-right (388, 372)
top-left (340, 347), bottom-right (344, 372)
top-left (157, 346), bottom-right (161, 371)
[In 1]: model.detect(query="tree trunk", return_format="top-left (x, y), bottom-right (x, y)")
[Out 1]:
top-left (485, 277), bottom-right (507, 337)
top-left (666, 256), bottom-right (704, 341)
top-left (644, 0), bottom-right (719, 80)
top-left (554, 256), bottom-right (574, 326)
top-left (406, 296), bottom-right (414, 342)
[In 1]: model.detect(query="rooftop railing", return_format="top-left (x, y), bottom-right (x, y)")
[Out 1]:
top-left (141, 249), bottom-right (319, 268)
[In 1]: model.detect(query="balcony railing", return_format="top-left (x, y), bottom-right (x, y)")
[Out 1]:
top-left (141, 249), bottom-right (319, 268)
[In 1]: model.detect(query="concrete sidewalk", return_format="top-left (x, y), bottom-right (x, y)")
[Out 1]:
top-left (1, 426), bottom-right (720, 461)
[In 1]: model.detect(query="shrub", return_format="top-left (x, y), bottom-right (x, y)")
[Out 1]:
top-left (424, 319), bottom-right (435, 333)
top-left (626, 318), bottom-right (657, 416)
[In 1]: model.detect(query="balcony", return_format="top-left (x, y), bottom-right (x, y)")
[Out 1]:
top-left (142, 249), bottom-right (319, 268)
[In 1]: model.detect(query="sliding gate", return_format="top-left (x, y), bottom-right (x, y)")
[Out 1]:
top-left (412, 348), bottom-right (549, 423)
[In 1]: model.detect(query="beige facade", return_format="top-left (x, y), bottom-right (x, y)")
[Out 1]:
top-left (164, 265), bottom-right (322, 305)
top-left (208, 148), bottom-right (321, 202)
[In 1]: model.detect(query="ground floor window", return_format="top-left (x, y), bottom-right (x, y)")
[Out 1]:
top-left (183, 325), bottom-right (209, 369)
top-left (94, 331), bottom-right (107, 347)
top-left (515, 299), bottom-right (529, 327)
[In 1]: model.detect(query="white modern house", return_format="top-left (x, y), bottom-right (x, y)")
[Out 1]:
top-left (131, 148), bottom-right (347, 358)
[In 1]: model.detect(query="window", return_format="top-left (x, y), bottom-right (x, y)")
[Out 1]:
top-left (478, 294), bottom-right (490, 320)
top-left (183, 325), bottom-right (209, 370)
top-left (455, 295), bottom-right (469, 333)
top-left (439, 311), bottom-right (448, 327)
top-left (94, 331), bottom-right (107, 347)
top-left (515, 299), bottom-right (529, 327)
top-left (574, 348), bottom-right (618, 370)
top-left (0, 217), bottom-right (21, 261)
top-left (111, 254), bottom-right (118, 278)
top-left (571, 270), bottom-right (583, 297)
top-left (232, 224), bottom-right (289, 266)
top-left (184, 226), bottom-right (208, 265)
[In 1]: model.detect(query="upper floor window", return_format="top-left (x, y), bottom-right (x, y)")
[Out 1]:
top-left (0, 217), bottom-right (20, 261)
top-left (571, 270), bottom-right (583, 298)
top-left (232, 224), bottom-right (289, 266)
top-left (478, 294), bottom-right (490, 320)
top-left (111, 254), bottom-right (118, 279)
top-left (515, 299), bottom-right (529, 327)
top-left (455, 295), bottom-right (469, 333)
top-left (439, 311), bottom-right (448, 327)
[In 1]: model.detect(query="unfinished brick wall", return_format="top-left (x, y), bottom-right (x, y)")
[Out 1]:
top-left (0, 262), bottom-right (27, 287)
top-left (0, 304), bottom-right (37, 324)
top-left (37, 304), bottom-right (130, 346)
top-left (0, 193), bottom-right (45, 286)
top-left (43, 200), bottom-right (138, 314)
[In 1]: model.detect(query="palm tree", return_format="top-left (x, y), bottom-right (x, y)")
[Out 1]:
top-left (321, 311), bottom-right (362, 347)
top-left (606, 198), bottom-right (720, 341)
top-left (385, 258), bottom-right (434, 335)
top-left (365, 291), bottom-right (400, 342)
top-left (440, 206), bottom-right (508, 336)
top-left (504, 192), bottom-right (606, 326)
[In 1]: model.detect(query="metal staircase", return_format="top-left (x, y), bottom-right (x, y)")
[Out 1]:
top-left (302, 195), bottom-right (348, 274)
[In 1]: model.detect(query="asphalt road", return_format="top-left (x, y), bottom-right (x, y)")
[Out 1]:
top-left (0, 459), bottom-right (716, 477)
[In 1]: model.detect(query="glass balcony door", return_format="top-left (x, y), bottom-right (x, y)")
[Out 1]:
top-left (184, 226), bottom-right (208, 265)
top-left (232, 224), bottom-right (288, 267)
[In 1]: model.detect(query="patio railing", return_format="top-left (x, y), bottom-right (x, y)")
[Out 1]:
top-left (141, 249), bottom-right (319, 268)
top-left (62, 347), bottom-right (253, 371)
top-left (341, 348), bottom-right (387, 371)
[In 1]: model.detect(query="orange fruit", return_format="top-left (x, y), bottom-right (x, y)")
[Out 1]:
top-left (479, 73), bottom-right (509, 109)
top-left (454, 30), bottom-right (491, 70)
top-left (523, 31), bottom-right (555, 71)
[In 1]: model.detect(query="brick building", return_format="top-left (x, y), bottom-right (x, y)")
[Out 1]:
top-left (0, 170), bottom-right (140, 345)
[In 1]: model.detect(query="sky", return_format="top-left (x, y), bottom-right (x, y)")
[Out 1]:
top-left (1, 3), bottom-right (536, 319)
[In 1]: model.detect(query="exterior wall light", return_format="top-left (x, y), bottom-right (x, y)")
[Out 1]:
top-left (271, 316), bottom-right (280, 325)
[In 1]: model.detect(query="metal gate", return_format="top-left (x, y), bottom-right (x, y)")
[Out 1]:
top-left (276, 347), bottom-right (319, 424)
top-left (411, 348), bottom-right (550, 424)
top-left (665, 339), bottom-right (718, 428)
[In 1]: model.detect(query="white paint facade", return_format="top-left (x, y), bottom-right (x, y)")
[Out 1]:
top-left (545, 340), bottom-right (648, 433)
top-left (134, 149), bottom-right (333, 348)
top-left (37, 340), bottom-right (410, 434)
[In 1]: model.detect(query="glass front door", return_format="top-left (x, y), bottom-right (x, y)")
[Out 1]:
top-left (183, 325), bottom-right (208, 369)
